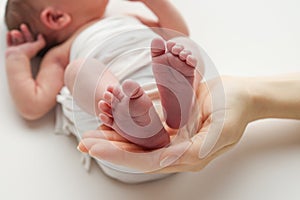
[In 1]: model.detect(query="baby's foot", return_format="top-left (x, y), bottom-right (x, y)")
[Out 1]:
top-left (151, 38), bottom-right (198, 129)
top-left (98, 80), bottom-right (170, 149)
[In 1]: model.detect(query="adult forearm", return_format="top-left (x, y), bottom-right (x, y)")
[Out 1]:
top-left (249, 73), bottom-right (300, 121)
top-left (143, 0), bottom-right (189, 35)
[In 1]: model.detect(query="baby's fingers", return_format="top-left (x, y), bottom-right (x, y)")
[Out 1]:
top-left (24, 34), bottom-right (46, 58)
top-left (20, 24), bottom-right (34, 42)
top-left (34, 34), bottom-right (46, 49)
top-left (6, 32), bottom-right (12, 46)
top-left (10, 30), bottom-right (25, 45)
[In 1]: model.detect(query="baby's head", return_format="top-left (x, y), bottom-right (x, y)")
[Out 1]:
top-left (5, 0), bottom-right (109, 47)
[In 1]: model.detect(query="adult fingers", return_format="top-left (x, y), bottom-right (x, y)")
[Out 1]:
top-left (87, 139), bottom-right (166, 172)
top-left (82, 128), bottom-right (129, 142)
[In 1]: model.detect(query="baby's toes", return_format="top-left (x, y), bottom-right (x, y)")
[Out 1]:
top-left (106, 85), bottom-right (114, 93)
top-left (103, 91), bottom-right (113, 104)
top-left (99, 113), bottom-right (114, 127)
top-left (122, 80), bottom-right (143, 99)
top-left (112, 86), bottom-right (124, 101)
top-left (166, 41), bottom-right (176, 52)
top-left (186, 55), bottom-right (198, 67)
top-left (151, 38), bottom-right (166, 57)
top-left (179, 49), bottom-right (192, 61)
top-left (98, 100), bottom-right (112, 117)
top-left (171, 44), bottom-right (184, 55)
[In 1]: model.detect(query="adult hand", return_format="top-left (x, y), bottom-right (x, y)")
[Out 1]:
top-left (78, 76), bottom-right (255, 173)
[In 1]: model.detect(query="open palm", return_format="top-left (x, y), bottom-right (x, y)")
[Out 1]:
top-left (78, 76), bottom-right (253, 173)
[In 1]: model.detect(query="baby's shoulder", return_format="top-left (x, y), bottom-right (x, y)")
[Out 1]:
top-left (43, 41), bottom-right (71, 66)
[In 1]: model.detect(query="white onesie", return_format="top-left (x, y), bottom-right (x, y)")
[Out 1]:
top-left (55, 15), bottom-right (174, 183)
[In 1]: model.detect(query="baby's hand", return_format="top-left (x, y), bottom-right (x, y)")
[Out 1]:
top-left (6, 24), bottom-right (46, 59)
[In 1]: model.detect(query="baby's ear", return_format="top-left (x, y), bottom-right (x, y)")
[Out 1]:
top-left (40, 7), bottom-right (71, 30)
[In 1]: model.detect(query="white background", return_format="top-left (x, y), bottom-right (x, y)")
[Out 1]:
top-left (1, 0), bottom-right (300, 199)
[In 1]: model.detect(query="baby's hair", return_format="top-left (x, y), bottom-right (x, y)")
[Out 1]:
top-left (4, 0), bottom-right (53, 55)
top-left (5, 0), bottom-right (39, 34)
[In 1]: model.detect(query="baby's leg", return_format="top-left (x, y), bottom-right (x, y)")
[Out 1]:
top-left (65, 58), bottom-right (118, 115)
top-left (151, 38), bottom-right (198, 129)
top-left (99, 80), bottom-right (170, 149)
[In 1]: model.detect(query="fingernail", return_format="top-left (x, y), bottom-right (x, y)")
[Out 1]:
top-left (160, 155), bottom-right (180, 168)
top-left (77, 145), bottom-right (83, 152)
top-left (77, 144), bottom-right (87, 153)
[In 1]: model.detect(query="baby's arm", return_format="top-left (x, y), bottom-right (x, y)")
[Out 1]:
top-left (5, 25), bottom-right (69, 120)
top-left (130, 0), bottom-right (189, 36)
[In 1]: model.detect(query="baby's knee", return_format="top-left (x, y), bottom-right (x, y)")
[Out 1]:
top-left (64, 59), bottom-right (84, 94)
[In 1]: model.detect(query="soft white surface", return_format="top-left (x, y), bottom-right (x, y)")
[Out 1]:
top-left (1, 0), bottom-right (300, 199)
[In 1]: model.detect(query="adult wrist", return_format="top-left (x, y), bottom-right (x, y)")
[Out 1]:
top-left (141, 0), bottom-right (168, 7)
top-left (249, 75), bottom-right (300, 120)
